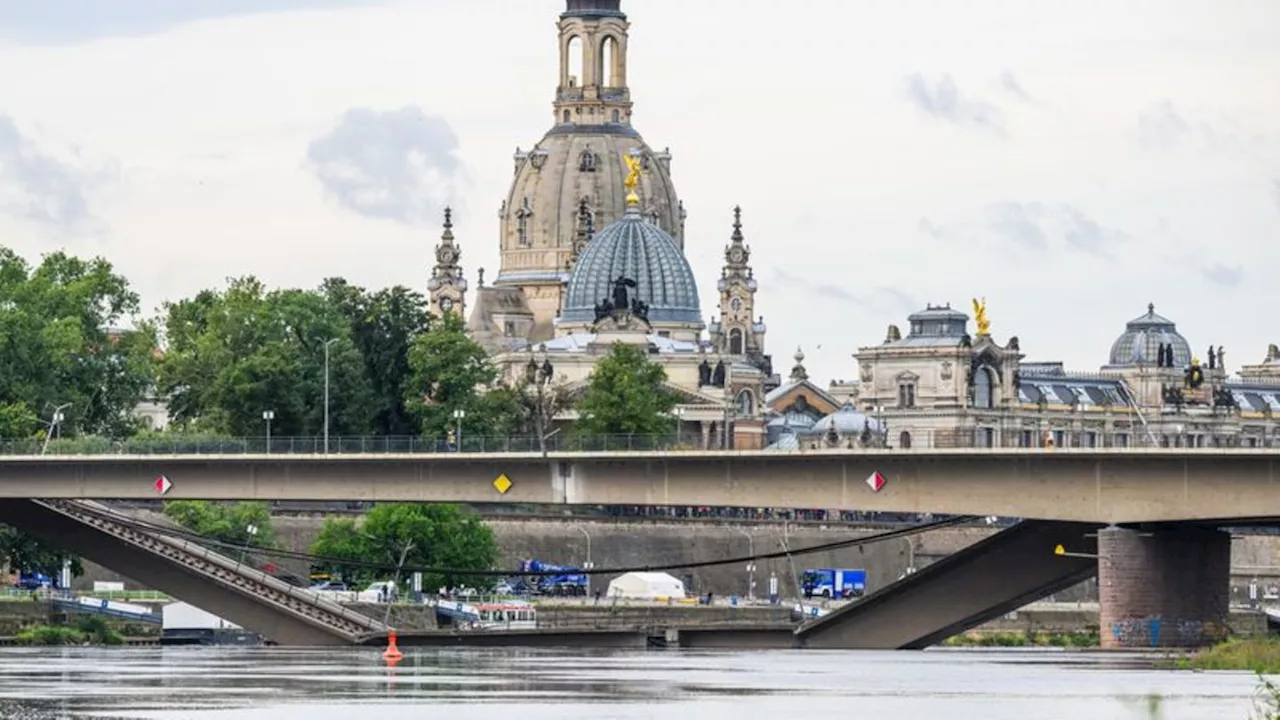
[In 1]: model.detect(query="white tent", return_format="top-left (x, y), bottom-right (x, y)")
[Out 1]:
top-left (606, 571), bottom-right (686, 600)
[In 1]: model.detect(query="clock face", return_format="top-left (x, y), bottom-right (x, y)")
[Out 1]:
top-left (440, 297), bottom-right (454, 311)
top-left (729, 246), bottom-right (745, 263)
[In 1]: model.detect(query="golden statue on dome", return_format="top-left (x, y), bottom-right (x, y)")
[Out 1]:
top-left (622, 151), bottom-right (642, 206)
top-left (972, 297), bottom-right (990, 336)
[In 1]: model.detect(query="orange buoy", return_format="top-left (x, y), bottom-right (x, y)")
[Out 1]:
top-left (382, 629), bottom-right (404, 662)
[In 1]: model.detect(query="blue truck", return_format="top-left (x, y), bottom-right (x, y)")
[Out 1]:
top-left (15, 572), bottom-right (60, 591)
top-left (802, 568), bottom-right (867, 599)
top-left (518, 559), bottom-right (589, 596)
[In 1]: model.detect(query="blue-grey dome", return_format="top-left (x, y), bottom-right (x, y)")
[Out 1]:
top-left (561, 207), bottom-right (702, 325)
top-left (811, 402), bottom-right (884, 436)
top-left (1108, 303), bottom-right (1192, 368)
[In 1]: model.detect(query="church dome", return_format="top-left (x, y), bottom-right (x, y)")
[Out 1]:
top-left (811, 402), bottom-right (884, 436)
top-left (1108, 303), bottom-right (1192, 367)
top-left (561, 207), bottom-right (701, 325)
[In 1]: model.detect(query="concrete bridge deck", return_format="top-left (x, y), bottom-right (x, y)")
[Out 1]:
top-left (0, 448), bottom-right (1275, 523)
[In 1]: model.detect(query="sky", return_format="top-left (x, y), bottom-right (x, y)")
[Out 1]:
top-left (0, 0), bottom-right (1277, 386)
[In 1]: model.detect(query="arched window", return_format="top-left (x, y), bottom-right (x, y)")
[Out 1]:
top-left (563, 110), bottom-right (571, 124)
top-left (611, 109), bottom-right (620, 123)
top-left (565, 37), bottom-right (584, 87)
top-left (736, 389), bottom-right (755, 416)
top-left (972, 366), bottom-right (995, 409)
top-left (729, 328), bottom-right (743, 355)
top-left (899, 431), bottom-right (912, 449)
top-left (600, 36), bottom-right (618, 87)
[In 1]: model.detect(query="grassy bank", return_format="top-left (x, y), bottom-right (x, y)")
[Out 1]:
top-left (14, 616), bottom-right (124, 646)
top-left (941, 629), bottom-right (1099, 648)
top-left (1181, 637), bottom-right (1280, 674)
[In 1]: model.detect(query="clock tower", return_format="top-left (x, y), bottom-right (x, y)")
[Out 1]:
top-left (427, 207), bottom-right (467, 317)
top-left (710, 206), bottom-right (766, 357)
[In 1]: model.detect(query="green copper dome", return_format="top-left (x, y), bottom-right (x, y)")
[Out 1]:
top-left (562, 207), bottom-right (702, 325)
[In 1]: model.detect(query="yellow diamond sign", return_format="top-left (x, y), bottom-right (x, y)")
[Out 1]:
top-left (493, 473), bottom-right (513, 495)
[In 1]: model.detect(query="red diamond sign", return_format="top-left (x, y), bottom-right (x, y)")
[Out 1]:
top-left (865, 471), bottom-right (887, 493)
top-left (154, 475), bottom-right (172, 496)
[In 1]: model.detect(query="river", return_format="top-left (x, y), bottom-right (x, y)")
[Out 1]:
top-left (0, 647), bottom-right (1262, 719)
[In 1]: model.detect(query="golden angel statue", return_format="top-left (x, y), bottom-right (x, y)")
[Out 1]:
top-left (972, 297), bottom-right (990, 336)
top-left (622, 151), bottom-right (642, 204)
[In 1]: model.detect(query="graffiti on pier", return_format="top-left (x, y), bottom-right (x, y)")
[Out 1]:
top-left (1109, 616), bottom-right (1230, 647)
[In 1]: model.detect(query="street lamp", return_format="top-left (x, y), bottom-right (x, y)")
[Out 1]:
top-left (323, 338), bottom-right (338, 454)
top-left (672, 406), bottom-right (685, 447)
top-left (526, 347), bottom-right (554, 454)
top-left (263, 410), bottom-right (275, 453)
top-left (238, 523), bottom-right (259, 565)
top-left (40, 403), bottom-right (72, 455)
top-left (575, 526), bottom-right (593, 598)
top-left (734, 527), bottom-right (755, 601)
top-left (453, 409), bottom-right (466, 452)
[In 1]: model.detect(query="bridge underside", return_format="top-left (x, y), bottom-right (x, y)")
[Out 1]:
top-left (0, 499), bottom-right (383, 646)
top-left (796, 520), bottom-right (1102, 649)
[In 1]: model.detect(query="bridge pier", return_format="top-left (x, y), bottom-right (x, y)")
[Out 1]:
top-left (1098, 525), bottom-right (1230, 648)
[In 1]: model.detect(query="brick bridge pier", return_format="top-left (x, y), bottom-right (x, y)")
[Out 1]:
top-left (1099, 525), bottom-right (1231, 649)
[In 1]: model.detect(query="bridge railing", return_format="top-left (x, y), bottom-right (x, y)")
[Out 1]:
top-left (2, 430), bottom-right (1276, 457)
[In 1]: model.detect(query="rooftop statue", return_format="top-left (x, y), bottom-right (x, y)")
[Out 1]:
top-left (972, 297), bottom-right (990, 337)
top-left (622, 152), bottom-right (642, 206)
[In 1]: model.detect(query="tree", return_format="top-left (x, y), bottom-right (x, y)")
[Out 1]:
top-left (163, 500), bottom-right (277, 548)
top-left (0, 525), bottom-right (83, 578)
top-left (157, 277), bottom-right (377, 437)
top-left (574, 341), bottom-right (678, 437)
top-left (0, 247), bottom-right (157, 439)
top-left (321, 279), bottom-right (431, 436)
top-left (404, 312), bottom-right (515, 442)
top-left (309, 503), bottom-right (496, 590)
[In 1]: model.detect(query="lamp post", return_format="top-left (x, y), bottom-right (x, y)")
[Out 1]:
top-left (453, 409), bottom-right (466, 452)
top-left (323, 338), bottom-right (338, 454)
top-left (238, 523), bottom-right (259, 566)
top-left (526, 347), bottom-right (554, 454)
top-left (263, 410), bottom-right (275, 453)
top-left (40, 403), bottom-right (72, 455)
top-left (734, 527), bottom-right (755, 601)
top-left (575, 526), bottom-right (593, 598)
top-left (673, 406), bottom-right (685, 447)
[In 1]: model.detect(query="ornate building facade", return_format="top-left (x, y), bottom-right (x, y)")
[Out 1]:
top-left (442, 0), bottom-right (777, 449)
top-left (765, 302), bottom-right (1280, 450)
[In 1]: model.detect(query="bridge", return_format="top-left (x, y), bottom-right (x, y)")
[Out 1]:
top-left (0, 499), bottom-right (389, 645)
top-left (0, 448), bottom-right (1276, 524)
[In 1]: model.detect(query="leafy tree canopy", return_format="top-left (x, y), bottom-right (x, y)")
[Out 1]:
top-left (156, 277), bottom-right (377, 437)
top-left (0, 247), bottom-right (156, 439)
top-left (309, 503), bottom-right (496, 590)
top-left (163, 500), bottom-right (277, 548)
top-left (321, 279), bottom-right (431, 436)
top-left (0, 525), bottom-right (83, 578)
top-left (404, 312), bottom-right (516, 441)
top-left (574, 341), bottom-right (678, 436)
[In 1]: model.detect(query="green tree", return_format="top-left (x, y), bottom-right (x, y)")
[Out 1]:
top-left (0, 525), bottom-right (83, 578)
top-left (321, 279), bottom-right (431, 436)
top-left (163, 500), bottom-right (277, 548)
top-left (0, 247), bottom-right (157, 439)
top-left (157, 277), bottom-right (377, 437)
top-left (574, 341), bottom-right (678, 437)
top-left (309, 503), bottom-right (496, 590)
top-left (404, 312), bottom-right (515, 442)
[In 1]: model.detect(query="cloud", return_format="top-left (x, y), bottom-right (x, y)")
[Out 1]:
top-left (1272, 179), bottom-right (1280, 211)
top-left (306, 106), bottom-right (463, 226)
top-left (0, 113), bottom-right (112, 233)
top-left (0, 0), bottom-right (382, 43)
top-left (922, 202), bottom-right (1123, 257)
top-left (1201, 263), bottom-right (1244, 287)
top-left (773, 268), bottom-right (918, 317)
top-left (998, 70), bottom-right (1031, 102)
top-left (1136, 100), bottom-right (1274, 155)
top-left (902, 73), bottom-right (1005, 135)
top-left (984, 202), bottom-right (1048, 250)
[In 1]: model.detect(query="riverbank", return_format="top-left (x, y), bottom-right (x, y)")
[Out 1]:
top-left (942, 630), bottom-right (1099, 647)
top-left (1183, 637), bottom-right (1280, 674)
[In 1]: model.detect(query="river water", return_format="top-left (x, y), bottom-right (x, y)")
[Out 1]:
top-left (0, 647), bottom-right (1262, 719)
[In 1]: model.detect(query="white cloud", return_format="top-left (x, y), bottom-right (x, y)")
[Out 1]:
top-left (0, 113), bottom-right (113, 234)
top-left (902, 73), bottom-right (1005, 135)
top-left (306, 106), bottom-right (463, 225)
